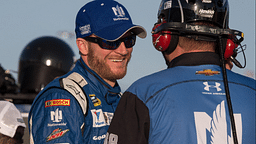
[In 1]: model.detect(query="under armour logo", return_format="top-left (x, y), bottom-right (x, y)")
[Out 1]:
top-left (112, 5), bottom-right (125, 17)
top-left (203, 82), bottom-right (222, 91)
top-left (51, 108), bottom-right (62, 122)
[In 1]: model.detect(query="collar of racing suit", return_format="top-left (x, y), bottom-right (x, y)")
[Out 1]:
top-left (168, 52), bottom-right (221, 68)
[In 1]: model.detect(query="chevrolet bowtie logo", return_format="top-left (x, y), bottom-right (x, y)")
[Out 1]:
top-left (196, 69), bottom-right (220, 76)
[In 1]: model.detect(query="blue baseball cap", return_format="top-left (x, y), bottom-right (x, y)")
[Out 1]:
top-left (75, 0), bottom-right (147, 41)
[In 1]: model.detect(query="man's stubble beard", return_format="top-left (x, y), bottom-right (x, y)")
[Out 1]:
top-left (87, 44), bottom-right (131, 82)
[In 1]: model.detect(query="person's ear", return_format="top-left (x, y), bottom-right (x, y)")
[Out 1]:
top-left (76, 38), bottom-right (89, 55)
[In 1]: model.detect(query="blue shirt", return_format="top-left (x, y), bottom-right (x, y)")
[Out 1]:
top-left (105, 52), bottom-right (255, 144)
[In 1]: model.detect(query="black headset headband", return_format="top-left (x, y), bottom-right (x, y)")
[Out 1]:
top-left (152, 22), bottom-right (244, 43)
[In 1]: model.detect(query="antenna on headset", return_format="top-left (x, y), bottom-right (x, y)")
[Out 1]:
top-left (230, 44), bottom-right (247, 68)
top-left (218, 36), bottom-right (239, 144)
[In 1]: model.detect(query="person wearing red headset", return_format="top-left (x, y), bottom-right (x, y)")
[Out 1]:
top-left (104, 0), bottom-right (255, 144)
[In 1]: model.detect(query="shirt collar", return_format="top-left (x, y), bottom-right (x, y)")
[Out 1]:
top-left (168, 52), bottom-right (221, 68)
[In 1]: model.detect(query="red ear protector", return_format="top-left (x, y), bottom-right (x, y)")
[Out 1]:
top-left (152, 20), bottom-right (179, 54)
top-left (152, 21), bottom-right (242, 59)
top-left (224, 36), bottom-right (239, 60)
top-left (152, 21), bottom-right (246, 68)
top-left (224, 33), bottom-right (246, 68)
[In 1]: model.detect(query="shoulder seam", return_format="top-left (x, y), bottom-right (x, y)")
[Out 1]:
top-left (145, 79), bottom-right (255, 103)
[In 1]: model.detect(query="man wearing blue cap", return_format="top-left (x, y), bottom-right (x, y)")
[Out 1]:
top-left (28, 0), bottom-right (146, 143)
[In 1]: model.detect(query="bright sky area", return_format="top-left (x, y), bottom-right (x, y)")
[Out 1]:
top-left (0, 0), bottom-right (255, 92)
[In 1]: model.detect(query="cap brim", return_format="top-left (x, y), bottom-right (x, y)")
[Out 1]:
top-left (94, 23), bottom-right (147, 41)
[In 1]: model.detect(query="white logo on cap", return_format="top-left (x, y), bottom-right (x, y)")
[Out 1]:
top-left (80, 24), bottom-right (91, 35)
top-left (112, 5), bottom-right (129, 21)
top-left (112, 5), bottom-right (125, 17)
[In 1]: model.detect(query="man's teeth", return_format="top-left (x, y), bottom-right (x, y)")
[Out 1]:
top-left (111, 59), bottom-right (123, 62)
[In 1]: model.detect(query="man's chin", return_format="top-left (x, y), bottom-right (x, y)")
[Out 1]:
top-left (110, 70), bottom-right (127, 80)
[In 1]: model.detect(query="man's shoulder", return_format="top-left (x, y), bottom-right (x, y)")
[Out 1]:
top-left (31, 85), bottom-right (73, 109)
top-left (32, 71), bottom-right (87, 106)
top-left (227, 70), bottom-right (256, 90)
top-left (40, 70), bottom-right (87, 93)
top-left (29, 75), bottom-right (85, 118)
top-left (126, 69), bottom-right (177, 101)
top-left (35, 77), bottom-right (64, 98)
top-left (129, 68), bottom-right (181, 88)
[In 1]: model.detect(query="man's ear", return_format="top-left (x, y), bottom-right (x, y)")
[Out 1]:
top-left (76, 38), bottom-right (88, 55)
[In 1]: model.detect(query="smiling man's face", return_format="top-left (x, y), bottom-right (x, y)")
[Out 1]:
top-left (86, 33), bottom-right (133, 85)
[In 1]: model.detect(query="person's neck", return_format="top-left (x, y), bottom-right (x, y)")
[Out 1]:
top-left (165, 46), bottom-right (214, 63)
top-left (102, 78), bottom-right (116, 87)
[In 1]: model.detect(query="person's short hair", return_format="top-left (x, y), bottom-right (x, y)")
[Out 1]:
top-left (178, 22), bottom-right (216, 51)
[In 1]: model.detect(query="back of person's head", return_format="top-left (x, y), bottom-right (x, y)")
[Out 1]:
top-left (18, 36), bottom-right (76, 94)
top-left (157, 0), bottom-right (229, 28)
top-left (152, 0), bottom-right (231, 54)
top-left (177, 22), bottom-right (216, 52)
top-left (0, 101), bottom-right (26, 144)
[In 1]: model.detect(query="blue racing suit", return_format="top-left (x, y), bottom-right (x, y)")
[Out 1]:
top-left (105, 52), bottom-right (255, 144)
top-left (29, 59), bottom-right (121, 144)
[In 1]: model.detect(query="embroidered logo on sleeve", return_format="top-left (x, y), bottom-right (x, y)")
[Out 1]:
top-left (91, 109), bottom-right (114, 127)
top-left (51, 108), bottom-right (63, 122)
top-left (46, 128), bottom-right (69, 142)
top-left (47, 108), bottom-right (68, 127)
top-left (89, 94), bottom-right (101, 107)
top-left (45, 99), bottom-right (70, 107)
